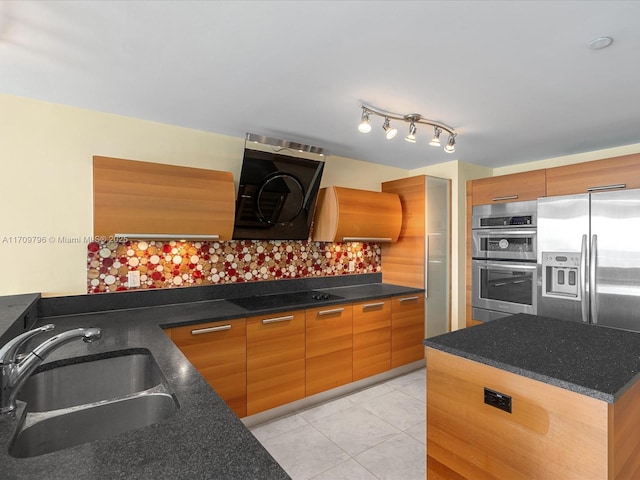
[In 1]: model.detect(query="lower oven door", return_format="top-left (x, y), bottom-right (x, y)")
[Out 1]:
top-left (472, 260), bottom-right (537, 315)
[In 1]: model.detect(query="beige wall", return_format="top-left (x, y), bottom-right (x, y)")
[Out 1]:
top-left (0, 94), bottom-right (406, 297)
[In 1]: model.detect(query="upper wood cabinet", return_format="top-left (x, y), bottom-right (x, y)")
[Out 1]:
top-left (546, 153), bottom-right (640, 197)
top-left (93, 156), bottom-right (235, 240)
top-left (312, 186), bottom-right (402, 242)
top-left (471, 169), bottom-right (546, 205)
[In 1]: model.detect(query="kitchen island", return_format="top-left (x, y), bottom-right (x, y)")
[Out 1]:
top-left (0, 275), bottom-right (423, 479)
top-left (424, 313), bottom-right (640, 480)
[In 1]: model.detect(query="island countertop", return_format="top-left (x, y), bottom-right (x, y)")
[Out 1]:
top-left (0, 274), bottom-right (423, 479)
top-left (424, 313), bottom-right (640, 403)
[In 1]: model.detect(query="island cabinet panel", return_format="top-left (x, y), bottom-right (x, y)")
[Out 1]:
top-left (246, 310), bottom-right (306, 416)
top-left (352, 299), bottom-right (391, 381)
top-left (391, 295), bottom-right (425, 368)
top-left (305, 304), bottom-right (353, 396)
top-left (426, 348), bottom-right (610, 480)
top-left (168, 319), bottom-right (247, 418)
top-left (471, 169), bottom-right (546, 205)
top-left (546, 153), bottom-right (640, 197)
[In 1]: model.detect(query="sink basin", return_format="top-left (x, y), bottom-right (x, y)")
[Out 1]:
top-left (11, 348), bottom-right (179, 458)
top-left (10, 392), bottom-right (179, 458)
top-left (18, 349), bottom-right (166, 412)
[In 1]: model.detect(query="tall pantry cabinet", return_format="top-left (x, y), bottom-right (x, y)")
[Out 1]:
top-left (382, 175), bottom-right (451, 339)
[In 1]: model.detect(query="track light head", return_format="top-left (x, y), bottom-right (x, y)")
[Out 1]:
top-left (405, 121), bottom-right (417, 143)
top-left (382, 117), bottom-right (398, 140)
top-left (429, 127), bottom-right (442, 147)
top-left (444, 134), bottom-right (456, 153)
top-left (358, 108), bottom-right (372, 134)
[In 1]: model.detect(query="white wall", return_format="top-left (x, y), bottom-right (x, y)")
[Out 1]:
top-left (0, 94), bottom-right (407, 297)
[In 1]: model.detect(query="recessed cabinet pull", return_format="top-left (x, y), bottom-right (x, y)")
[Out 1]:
top-left (398, 296), bottom-right (420, 302)
top-left (318, 308), bottom-right (345, 316)
top-left (191, 324), bottom-right (231, 335)
top-left (586, 184), bottom-right (626, 192)
top-left (262, 315), bottom-right (294, 324)
top-left (363, 302), bottom-right (385, 309)
top-left (492, 195), bottom-right (519, 202)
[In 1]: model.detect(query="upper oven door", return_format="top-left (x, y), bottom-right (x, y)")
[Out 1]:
top-left (472, 228), bottom-right (537, 261)
top-left (472, 260), bottom-right (537, 315)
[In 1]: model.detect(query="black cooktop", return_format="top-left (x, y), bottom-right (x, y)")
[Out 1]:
top-left (227, 290), bottom-right (344, 311)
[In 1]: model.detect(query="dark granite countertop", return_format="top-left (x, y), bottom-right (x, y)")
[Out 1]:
top-left (424, 313), bottom-right (640, 403)
top-left (0, 275), bottom-right (423, 479)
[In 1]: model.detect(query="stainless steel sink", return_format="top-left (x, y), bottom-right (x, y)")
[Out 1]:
top-left (10, 392), bottom-right (178, 458)
top-left (10, 349), bottom-right (179, 458)
top-left (17, 350), bottom-right (167, 412)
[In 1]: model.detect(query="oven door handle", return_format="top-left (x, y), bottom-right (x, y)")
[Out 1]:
top-left (481, 262), bottom-right (537, 270)
top-left (473, 229), bottom-right (537, 237)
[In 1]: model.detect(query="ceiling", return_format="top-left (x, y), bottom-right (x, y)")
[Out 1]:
top-left (1, 1), bottom-right (639, 170)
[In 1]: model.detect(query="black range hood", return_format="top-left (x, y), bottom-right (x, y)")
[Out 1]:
top-left (232, 134), bottom-right (326, 241)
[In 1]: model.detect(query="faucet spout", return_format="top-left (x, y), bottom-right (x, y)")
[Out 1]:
top-left (1, 325), bottom-right (102, 414)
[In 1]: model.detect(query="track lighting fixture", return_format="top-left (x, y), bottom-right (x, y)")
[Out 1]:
top-left (429, 127), bottom-right (442, 147)
top-left (357, 104), bottom-right (457, 154)
top-left (382, 117), bottom-right (398, 139)
top-left (404, 118), bottom-right (417, 143)
top-left (358, 107), bottom-right (372, 133)
top-left (444, 134), bottom-right (456, 153)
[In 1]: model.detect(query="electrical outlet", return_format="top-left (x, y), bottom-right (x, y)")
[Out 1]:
top-left (127, 270), bottom-right (141, 288)
top-left (348, 260), bottom-right (356, 272)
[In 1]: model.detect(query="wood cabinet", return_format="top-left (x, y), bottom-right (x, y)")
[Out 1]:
top-left (305, 303), bottom-right (353, 396)
top-left (167, 318), bottom-right (247, 417)
top-left (391, 295), bottom-right (425, 368)
top-left (427, 347), bottom-right (640, 479)
top-left (312, 186), bottom-right (402, 242)
top-left (246, 310), bottom-right (306, 416)
top-left (352, 299), bottom-right (391, 381)
top-left (93, 156), bottom-right (235, 240)
top-left (470, 169), bottom-right (546, 205)
top-left (546, 153), bottom-right (640, 197)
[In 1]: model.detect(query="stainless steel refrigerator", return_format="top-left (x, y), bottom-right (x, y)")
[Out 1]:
top-left (537, 188), bottom-right (640, 332)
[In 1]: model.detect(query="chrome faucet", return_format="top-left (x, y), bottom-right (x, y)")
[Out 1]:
top-left (0, 324), bottom-right (102, 414)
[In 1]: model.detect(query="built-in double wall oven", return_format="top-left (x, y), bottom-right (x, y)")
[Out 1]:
top-left (471, 200), bottom-right (538, 322)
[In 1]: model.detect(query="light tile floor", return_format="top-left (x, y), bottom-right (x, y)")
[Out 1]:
top-left (250, 368), bottom-right (426, 480)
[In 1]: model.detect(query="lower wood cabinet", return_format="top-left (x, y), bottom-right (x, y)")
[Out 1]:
top-left (166, 318), bottom-right (247, 417)
top-left (305, 304), bottom-right (353, 396)
top-left (246, 310), bottom-right (306, 416)
top-left (391, 295), bottom-right (425, 368)
top-left (353, 299), bottom-right (391, 381)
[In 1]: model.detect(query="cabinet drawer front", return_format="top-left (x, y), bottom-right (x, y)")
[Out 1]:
top-left (546, 153), bottom-right (640, 196)
top-left (353, 299), bottom-right (391, 332)
top-left (247, 310), bottom-right (306, 415)
top-left (169, 318), bottom-right (246, 346)
top-left (472, 170), bottom-right (546, 205)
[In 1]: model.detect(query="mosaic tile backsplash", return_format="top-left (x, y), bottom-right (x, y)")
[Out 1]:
top-left (87, 239), bottom-right (381, 293)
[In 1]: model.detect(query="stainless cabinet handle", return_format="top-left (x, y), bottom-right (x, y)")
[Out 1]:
top-left (318, 308), bottom-right (345, 316)
top-left (580, 234), bottom-right (589, 323)
top-left (493, 282), bottom-right (507, 287)
top-left (492, 195), bottom-right (518, 201)
top-left (262, 315), bottom-right (294, 324)
top-left (586, 184), bottom-right (626, 192)
top-left (342, 237), bottom-right (392, 242)
top-left (362, 302), bottom-right (385, 309)
top-left (191, 324), bottom-right (231, 335)
top-left (398, 296), bottom-right (420, 302)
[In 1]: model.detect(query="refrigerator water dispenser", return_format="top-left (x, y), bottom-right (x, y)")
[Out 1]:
top-left (541, 252), bottom-right (581, 300)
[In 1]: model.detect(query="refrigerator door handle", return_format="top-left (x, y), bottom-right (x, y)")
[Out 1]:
top-left (580, 234), bottom-right (589, 323)
top-left (425, 234), bottom-right (429, 299)
top-left (590, 234), bottom-right (598, 324)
